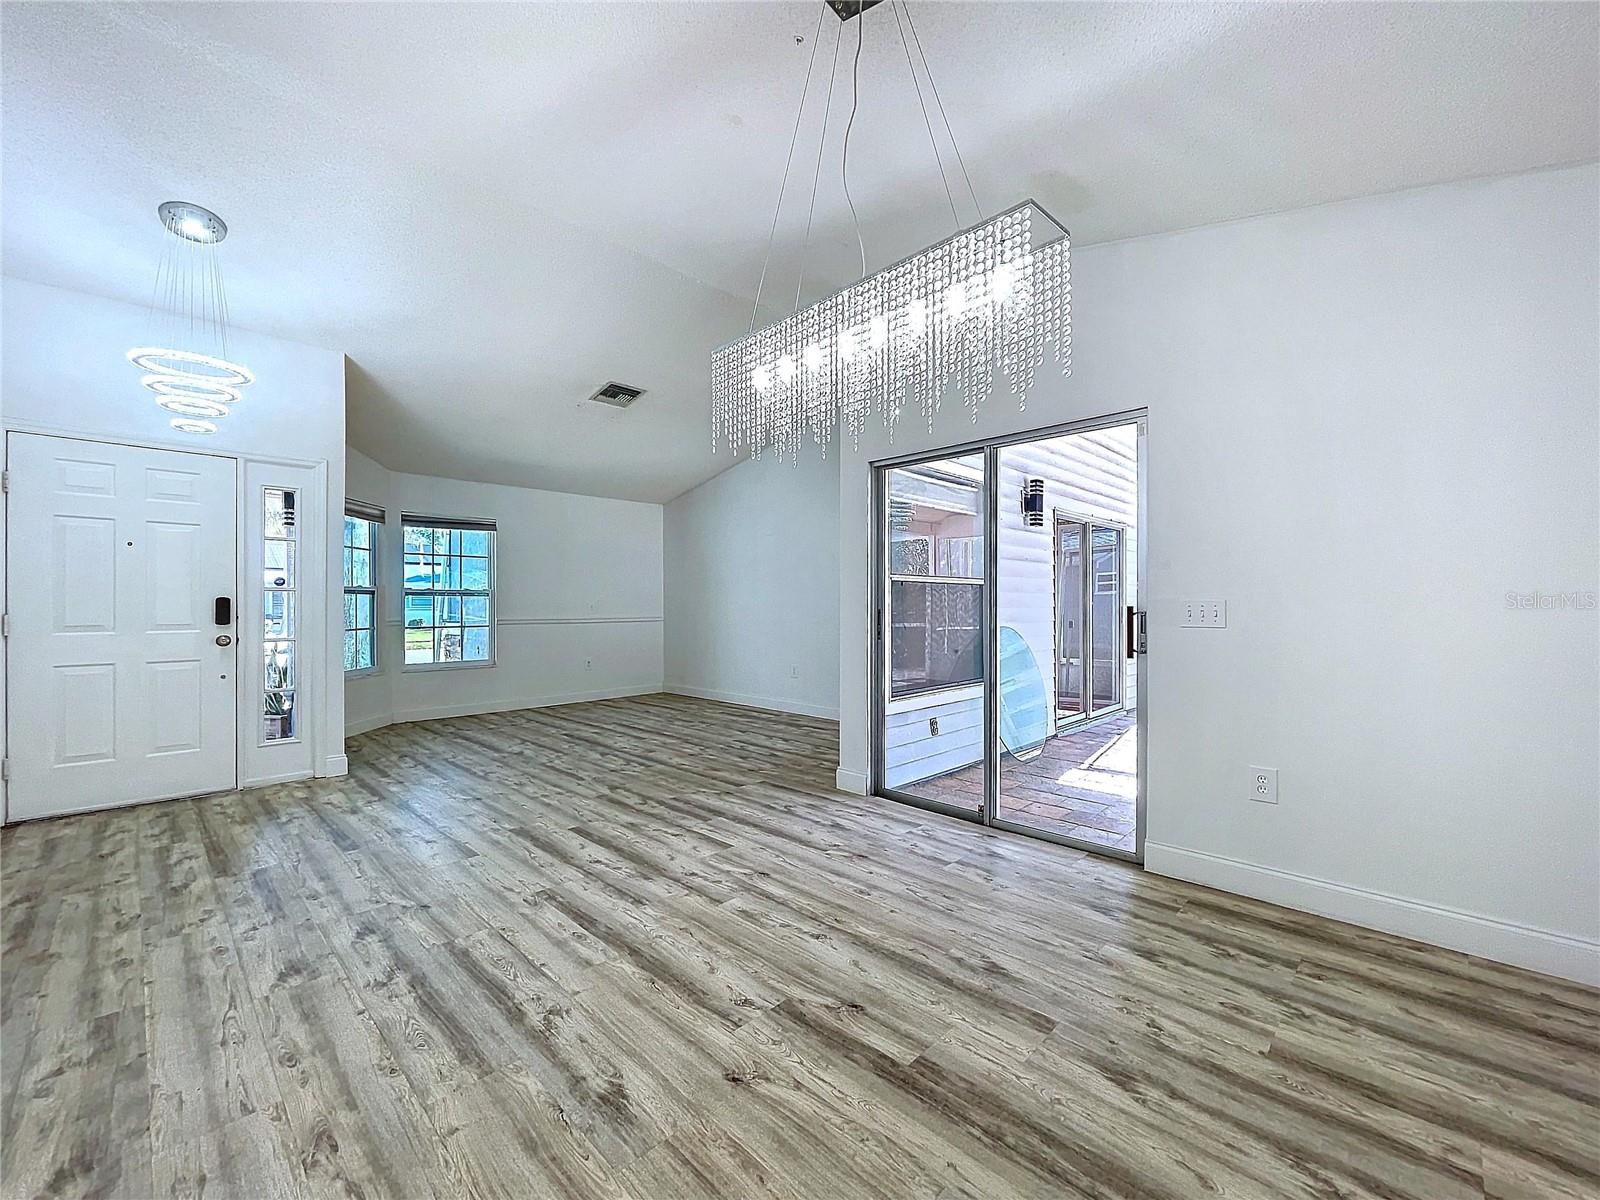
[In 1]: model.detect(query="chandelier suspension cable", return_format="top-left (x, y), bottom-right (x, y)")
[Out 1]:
top-left (901, 0), bottom-right (982, 220)
top-left (839, 12), bottom-right (868, 280)
top-left (710, 2), bottom-right (1071, 462)
top-left (793, 18), bottom-right (845, 311)
top-left (891, 0), bottom-right (961, 230)
top-left (748, 3), bottom-right (830, 333)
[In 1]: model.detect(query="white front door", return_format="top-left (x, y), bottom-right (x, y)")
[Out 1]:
top-left (6, 433), bottom-right (237, 821)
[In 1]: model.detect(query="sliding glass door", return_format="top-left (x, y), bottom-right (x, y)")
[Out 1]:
top-left (873, 415), bottom-right (1146, 862)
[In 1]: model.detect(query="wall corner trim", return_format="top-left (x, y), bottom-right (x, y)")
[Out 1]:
top-left (345, 713), bottom-right (396, 738)
top-left (1143, 841), bottom-right (1600, 987)
top-left (834, 767), bottom-right (869, 795)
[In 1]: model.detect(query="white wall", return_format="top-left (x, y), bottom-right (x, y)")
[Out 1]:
top-left (1, 277), bottom-right (349, 811)
top-left (343, 450), bottom-right (664, 735)
top-left (664, 450), bottom-right (840, 719)
top-left (835, 165), bottom-right (1599, 983)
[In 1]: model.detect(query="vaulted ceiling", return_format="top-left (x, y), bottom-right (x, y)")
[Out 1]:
top-left (4, 2), bottom-right (1596, 501)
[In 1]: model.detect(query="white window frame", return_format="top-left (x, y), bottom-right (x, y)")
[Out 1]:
top-left (400, 513), bottom-right (497, 672)
top-left (344, 502), bottom-right (383, 678)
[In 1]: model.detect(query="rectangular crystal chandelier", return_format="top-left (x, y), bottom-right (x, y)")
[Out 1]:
top-left (712, 199), bottom-right (1070, 459)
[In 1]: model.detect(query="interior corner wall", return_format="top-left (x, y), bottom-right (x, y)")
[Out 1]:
top-left (834, 164), bottom-right (1598, 983)
top-left (342, 451), bottom-right (665, 736)
top-left (664, 450), bottom-right (840, 719)
top-left (344, 446), bottom-right (397, 735)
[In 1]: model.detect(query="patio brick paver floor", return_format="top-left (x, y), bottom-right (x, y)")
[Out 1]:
top-left (910, 711), bottom-right (1138, 853)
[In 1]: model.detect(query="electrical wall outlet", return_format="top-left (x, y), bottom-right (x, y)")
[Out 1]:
top-left (1181, 600), bottom-right (1228, 627)
top-left (1247, 766), bottom-right (1278, 804)
top-left (789, 665), bottom-right (799, 679)
top-left (929, 716), bottom-right (940, 736)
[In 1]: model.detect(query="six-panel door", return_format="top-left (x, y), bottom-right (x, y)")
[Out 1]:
top-left (6, 433), bottom-right (237, 820)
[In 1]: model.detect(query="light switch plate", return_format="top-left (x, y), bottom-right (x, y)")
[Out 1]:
top-left (1248, 766), bottom-right (1279, 804)
top-left (1181, 600), bottom-right (1228, 627)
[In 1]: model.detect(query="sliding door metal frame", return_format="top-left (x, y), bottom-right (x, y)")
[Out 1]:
top-left (869, 406), bottom-right (1148, 862)
top-left (870, 453), bottom-right (989, 823)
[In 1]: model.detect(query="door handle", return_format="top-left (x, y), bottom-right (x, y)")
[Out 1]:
top-left (214, 596), bottom-right (232, 625)
top-left (215, 634), bottom-right (233, 647)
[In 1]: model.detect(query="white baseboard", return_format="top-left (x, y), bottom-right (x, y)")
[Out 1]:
top-left (665, 684), bottom-right (839, 721)
top-left (345, 712), bottom-right (395, 738)
top-left (835, 767), bottom-right (869, 795)
top-left (1144, 841), bottom-right (1600, 987)
top-left (319, 754), bottom-right (349, 778)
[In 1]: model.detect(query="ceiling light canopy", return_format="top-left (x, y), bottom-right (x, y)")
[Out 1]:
top-left (128, 202), bottom-right (254, 434)
top-left (158, 200), bottom-right (227, 244)
top-left (711, 2), bottom-right (1071, 460)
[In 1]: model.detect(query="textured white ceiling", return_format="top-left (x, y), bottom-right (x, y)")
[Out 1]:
top-left (4, 2), bottom-right (1596, 501)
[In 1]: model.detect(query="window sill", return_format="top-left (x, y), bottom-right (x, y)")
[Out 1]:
top-left (402, 659), bottom-right (497, 674)
top-left (344, 666), bottom-right (384, 681)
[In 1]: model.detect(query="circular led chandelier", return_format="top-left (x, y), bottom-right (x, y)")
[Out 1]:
top-left (127, 201), bottom-right (255, 435)
top-left (711, 1), bottom-right (1071, 461)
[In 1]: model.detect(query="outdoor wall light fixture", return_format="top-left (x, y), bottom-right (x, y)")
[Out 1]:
top-left (1021, 478), bottom-right (1046, 527)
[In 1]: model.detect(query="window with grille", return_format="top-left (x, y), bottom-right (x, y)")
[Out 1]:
top-left (343, 502), bottom-right (383, 674)
top-left (886, 465), bottom-right (984, 699)
top-left (401, 515), bottom-right (496, 668)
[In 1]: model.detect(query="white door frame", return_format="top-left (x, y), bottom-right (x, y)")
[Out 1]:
top-left (2, 420), bottom-right (334, 823)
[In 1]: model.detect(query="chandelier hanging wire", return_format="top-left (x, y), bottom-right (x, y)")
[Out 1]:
top-left (127, 201), bottom-right (255, 435)
top-left (712, 0), bottom-right (1071, 461)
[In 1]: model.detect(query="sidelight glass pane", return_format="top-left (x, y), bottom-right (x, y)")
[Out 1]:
top-left (262, 486), bottom-right (299, 741)
top-left (265, 591), bottom-right (294, 639)
top-left (263, 540), bottom-right (295, 589)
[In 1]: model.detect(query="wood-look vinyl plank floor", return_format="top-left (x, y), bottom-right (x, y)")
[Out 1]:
top-left (2, 694), bottom-right (1596, 1199)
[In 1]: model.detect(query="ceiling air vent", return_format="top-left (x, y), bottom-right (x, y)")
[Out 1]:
top-left (588, 381), bottom-right (645, 409)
